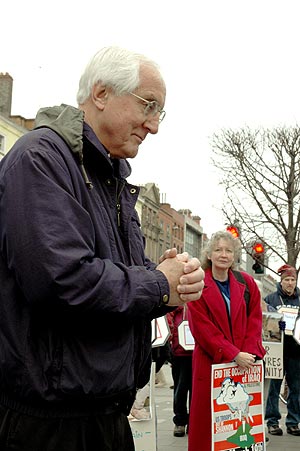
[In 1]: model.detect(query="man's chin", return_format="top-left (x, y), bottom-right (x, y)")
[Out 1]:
top-left (110, 145), bottom-right (139, 159)
top-left (125, 146), bottom-right (139, 159)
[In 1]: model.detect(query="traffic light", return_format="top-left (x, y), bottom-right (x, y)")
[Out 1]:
top-left (252, 242), bottom-right (265, 274)
top-left (226, 225), bottom-right (240, 239)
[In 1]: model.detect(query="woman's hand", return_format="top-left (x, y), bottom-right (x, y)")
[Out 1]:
top-left (234, 352), bottom-right (256, 369)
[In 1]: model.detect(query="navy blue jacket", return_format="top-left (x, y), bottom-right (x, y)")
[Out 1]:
top-left (265, 282), bottom-right (300, 358)
top-left (0, 104), bottom-right (170, 415)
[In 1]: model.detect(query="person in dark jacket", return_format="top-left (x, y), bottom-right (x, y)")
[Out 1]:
top-left (167, 306), bottom-right (193, 437)
top-left (264, 264), bottom-right (300, 437)
top-left (0, 46), bottom-right (204, 451)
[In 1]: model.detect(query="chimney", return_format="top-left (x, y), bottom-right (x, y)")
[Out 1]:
top-left (0, 72), bottom-right (13, 117)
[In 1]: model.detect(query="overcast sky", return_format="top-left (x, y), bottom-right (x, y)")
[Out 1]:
top-left (2, 0), bottom-right (300, 236)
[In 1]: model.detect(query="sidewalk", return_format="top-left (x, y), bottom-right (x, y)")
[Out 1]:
top-left (155, 363), bottom-right (300, 451)
top-left (155, 363), bottom-right (187, 451)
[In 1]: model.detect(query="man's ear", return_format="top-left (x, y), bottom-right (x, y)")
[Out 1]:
top-left (91, 83), bottom-right (108, 110)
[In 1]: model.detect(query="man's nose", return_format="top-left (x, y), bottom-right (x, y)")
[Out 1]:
top-left (143, 115), bottom-right (160, 134)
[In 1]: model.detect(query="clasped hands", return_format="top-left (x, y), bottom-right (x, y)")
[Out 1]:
top-left (156, 248), bottom-right (204, 307)
top-left (234, 352), bottom-right (256, 370)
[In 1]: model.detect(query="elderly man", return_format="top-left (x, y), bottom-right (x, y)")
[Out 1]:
top-left (264, 264), bottom-right (300, 436)
top-left (0, 46), bottom-right (204, 451)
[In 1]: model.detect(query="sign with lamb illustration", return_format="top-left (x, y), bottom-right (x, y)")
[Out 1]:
top-left (212, 361), bottom-right (265, 451)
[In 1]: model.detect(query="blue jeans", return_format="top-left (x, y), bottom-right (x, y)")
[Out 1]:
top-left (171, 355), bottom-right (192, 426)
top-left (265, 356), bottom-right (300, 427)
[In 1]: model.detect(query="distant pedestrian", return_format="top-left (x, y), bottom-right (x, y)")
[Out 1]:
top-left (167, 306), bottom-right (193, 437)
top-left (264, 264), bottom-right (300, 437)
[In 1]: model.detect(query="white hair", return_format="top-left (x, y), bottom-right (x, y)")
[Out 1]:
top-left (76, 46), bottom-right (163, 105)
top-left (201, 230), bottom-right (242, 270)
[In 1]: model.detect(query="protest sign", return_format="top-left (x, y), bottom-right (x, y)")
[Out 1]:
top-left (178, 319), bottom-right (195, 351)
top-left (151, 316), bottom-right (170, 347)
top-left (294, 314), bottom-right (300, 345)
top-left (278, 306), bottom-right (298, 335)
top-left (212, 361), bottom-right (265, 451)
top-left (262, 311), bottom-right (284, 379)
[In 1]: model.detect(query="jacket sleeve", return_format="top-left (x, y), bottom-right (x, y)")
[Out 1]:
top-left (264, 292), bottom-right (279, 310)
top-left (0, 136), bottom-right (169, 321)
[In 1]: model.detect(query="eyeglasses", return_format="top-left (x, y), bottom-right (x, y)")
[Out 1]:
top-left (130, 92), bottom-right (166, 123)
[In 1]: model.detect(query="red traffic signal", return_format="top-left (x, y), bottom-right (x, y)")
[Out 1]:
top-left (252, 241), bottom-right (265, 274)
top-left (252, 242), bottom-right (265, 254)
top-left (226, 225), bottom-right (240, 238)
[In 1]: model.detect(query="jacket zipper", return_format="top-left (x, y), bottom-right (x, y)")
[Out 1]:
top-left (116, 179), bottom-right (126, 227)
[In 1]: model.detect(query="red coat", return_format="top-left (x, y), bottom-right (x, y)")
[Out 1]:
top-left (187, 269), bottom-right (266, 451)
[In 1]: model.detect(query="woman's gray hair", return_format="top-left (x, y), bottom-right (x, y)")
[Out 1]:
top-left (76, 46), bottom-right (164, 105)
top-left (201, 230), bottom-right (242, 270)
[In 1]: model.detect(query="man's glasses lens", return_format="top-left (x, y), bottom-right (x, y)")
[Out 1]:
top-left (144, 101), bottom-right (165, 122)
top-left (130, 92), bottom-right (166, 122)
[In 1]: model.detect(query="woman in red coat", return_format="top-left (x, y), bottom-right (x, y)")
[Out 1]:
top-left (187, 231), bottom-right (266, 451)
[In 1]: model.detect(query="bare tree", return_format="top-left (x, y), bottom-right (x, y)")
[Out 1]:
top-left (211, 126), bottom-right (300, 270)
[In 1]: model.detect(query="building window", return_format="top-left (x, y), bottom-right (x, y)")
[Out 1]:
top-left (185, 228), bottom-right (201, 259)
